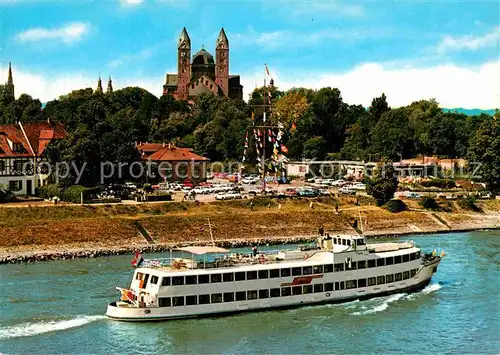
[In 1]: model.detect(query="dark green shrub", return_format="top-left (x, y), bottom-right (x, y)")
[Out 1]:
top-left (162, 202), bottom-right (188, 212)
top-left (0, 188), bottom-right (17, 203)
top-left (357, 195), bottom-right (376, 206)
top-left (61, 185), bottom-right (89, 203)
top-left (38, 184), bottom-right (62, 199)
top-left (421, 179), bottom-right (456, 189)
top-left (366, 163), bottom-right (399, 206)
top-left (419, 196), bottom-right (439, 210)
top-left (458, 196), bottom-right (480, 212)
top-left (251, 197), bottom-right (277, 207)
top-left (383, 199), bottom-right (408, 213)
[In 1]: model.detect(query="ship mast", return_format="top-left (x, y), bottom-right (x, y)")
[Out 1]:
top-left (244, 64), bottom-right (286, 190)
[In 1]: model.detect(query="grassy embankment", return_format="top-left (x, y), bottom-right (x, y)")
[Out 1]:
top-left (0, 196), bottom-right (499, 254)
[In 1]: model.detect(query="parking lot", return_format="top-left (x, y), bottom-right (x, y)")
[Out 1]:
top-left (163, 174), bottom-right (368, 203)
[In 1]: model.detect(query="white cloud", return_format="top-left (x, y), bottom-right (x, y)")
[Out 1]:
top-left (0, 66), bottom-right (165, 103)
top-left (108, 48), bottom-right (153, 69)
top-left (3, 61), bottom-right (498, 109)
top-left (438, 26), bottom-right (500, 53)
top-left (281, 1), bottom-right (364, 18)
top-left (17, 22), bottom-right (90, 44)
top-left (121, 0), bottom-right (144, 6)
top-left (241, 61), bottom-right (500, 109)
top-left (235, 26), bottom-right (389, 50)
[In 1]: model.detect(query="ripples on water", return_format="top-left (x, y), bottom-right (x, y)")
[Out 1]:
top-left (0, 231), bottom-right (499, 354)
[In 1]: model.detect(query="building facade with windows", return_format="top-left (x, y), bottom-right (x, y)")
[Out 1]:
top-left (137, 142), bottom-right (209, 183)
top-left (0, 121), bottom-right (67, 195)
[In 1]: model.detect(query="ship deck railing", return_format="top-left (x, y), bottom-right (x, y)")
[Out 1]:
top-left (139, 248), bottom-right (310, 271)
top-left (367, 240), bottom-right (415, 253)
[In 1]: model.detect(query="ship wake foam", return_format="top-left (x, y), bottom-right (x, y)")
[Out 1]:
top-left (0, 315), bottom-right (105, 340)
top-left (351, 283), bottom-right (442, 315)
top-left (351, 294), bottom-right (405, 315)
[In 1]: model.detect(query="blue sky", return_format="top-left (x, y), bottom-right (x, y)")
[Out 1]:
top-left (1, 0), bottom-right (499, 108)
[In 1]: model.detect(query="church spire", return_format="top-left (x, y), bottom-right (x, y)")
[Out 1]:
top-left (107, 76), bottom-right (113, 94)
top-left (4, 61), bottom-right (15, 101)
top-left (7, 62), bottom-right (13, 85)
top-left (178, 27), bottom-right (191, 48)
top-left (216, 27), bottom-right (229, 47)
top-left (95, 76), bottom-right (103, 94)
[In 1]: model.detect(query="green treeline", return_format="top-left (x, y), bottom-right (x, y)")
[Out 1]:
top-left (0, 84), bottom-right (498, 188)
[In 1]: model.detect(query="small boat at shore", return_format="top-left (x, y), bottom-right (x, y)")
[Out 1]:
top-left (106, 232), bottom-right (444, 321)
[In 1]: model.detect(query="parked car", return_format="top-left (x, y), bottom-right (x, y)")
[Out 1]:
top-left (242, 177), bottom-right (259, 184)
top-left (405, 192), bottom-right (421, 199)
top-left (339, 186), bottom-right (356, 195)
top-left (298, 188), bottom-right (317, 197)
top-left (124, 182), bottom-right (137, 189)
top-left (330, 180), bottom-right (345, 186)
top-left (248, 188), bottom-right (262, 196)
top-left (277, 177), bottom-right (290, 184)
top-left (264, 187), bottom-right (278, 195)
top-left (215, 192), bottom-right (242, 200)
top-left (318, 189), bottom-right (330, 196)
top-left (352, 183), bottom-right (366, 190)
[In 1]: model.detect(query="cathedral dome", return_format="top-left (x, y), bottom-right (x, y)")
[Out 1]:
top-left (192, 48), bottom-right (214, 65)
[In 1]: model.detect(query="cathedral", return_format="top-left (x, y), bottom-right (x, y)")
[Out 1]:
top-left (163, 28), bottom-right (243, 101)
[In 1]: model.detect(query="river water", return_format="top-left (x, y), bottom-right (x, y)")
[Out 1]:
top-left (1, 231), bottom-right (499, 354)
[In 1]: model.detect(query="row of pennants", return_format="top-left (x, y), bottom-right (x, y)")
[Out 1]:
top-left (242, 121), bottom-right (290, 176)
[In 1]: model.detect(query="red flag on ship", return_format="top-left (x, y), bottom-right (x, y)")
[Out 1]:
top-left (281, 144), bottom-right (289, 154)
top-left (132, 250), bottom-right (144, 267)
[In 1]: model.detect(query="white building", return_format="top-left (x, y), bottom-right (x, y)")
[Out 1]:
top-left (286, 161), bottom-right (310, 178)
top-left (0, 120), bottom-right (67, 195)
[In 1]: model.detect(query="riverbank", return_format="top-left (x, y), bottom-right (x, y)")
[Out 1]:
top-left (1, 197), bottom-right (499, 264)
top-left (1, 225), bottom-right (500, 264)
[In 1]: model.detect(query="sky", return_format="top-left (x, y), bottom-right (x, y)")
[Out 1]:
top-left (1, 0), bottom-right (499, 108)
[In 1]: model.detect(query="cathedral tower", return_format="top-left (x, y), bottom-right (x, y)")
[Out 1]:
top-left (215, 28), bottom-right (229, 97)
top-left (107, 76), bottom-right (113, 94)
top-left (177, 27), bottom-right (191, 100)
top-left (95, 76), bottom-right (103, 94)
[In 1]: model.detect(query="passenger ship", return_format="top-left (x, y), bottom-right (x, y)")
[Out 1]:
top-left (106, 233), bottom-right (443, 321)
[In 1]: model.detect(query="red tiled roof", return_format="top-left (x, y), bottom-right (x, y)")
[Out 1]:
top-left (0, 125), bottom-right (33, 157)
top-left (0, 121), bottom-right (68, 158)
top-left (144, 145), bottom-right (208, 162)
top-left (136, 143), bottom-right (165, 153)
top-left (22, 122), bottom-right (67, 156)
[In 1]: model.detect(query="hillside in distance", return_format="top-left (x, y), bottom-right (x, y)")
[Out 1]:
top-left (443, 108), bottom-right (496, 116)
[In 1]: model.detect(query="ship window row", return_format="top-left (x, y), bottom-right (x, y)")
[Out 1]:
top-left (157, 269), bottom-right (419, 307)
top-left (159, 252), bottom-right (420, 286)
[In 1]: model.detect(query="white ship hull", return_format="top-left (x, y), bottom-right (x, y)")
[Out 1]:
top-left (106, 255), bottom-right (440, 322)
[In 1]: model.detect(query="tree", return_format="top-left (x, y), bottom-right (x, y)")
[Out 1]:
top-left (274, 90), bottom-right (309, 127)
top-left (467, 119), bottom-right (500, 190)
top-left (366, 162), bottom-right (399, 206)
top-left (372, 108), bottom-right (413, 161)
top-left (303, 136), bottom-right (327, 160)
top-left (369, 93), bottom-right (390, 122)
top-left (428, 112), bottom-right (456, 157)
top-left (405, 99), bottom-right (441, 157)
top-left (341, 112), bottom-right (373, 161)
